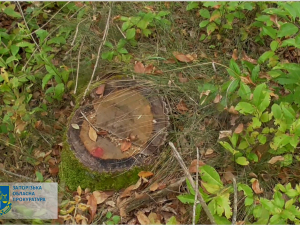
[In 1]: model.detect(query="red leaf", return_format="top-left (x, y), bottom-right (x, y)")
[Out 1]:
top-left (87, 194), bottom-right (97, 221)
top-left (91, 147), bottom-right (104, 158)
top-left (96, 84), bottom-right (105, 95)
top-left (134, 61), bottom-right (145, 74)
top-left (121, 141), bottom-right (131, 152)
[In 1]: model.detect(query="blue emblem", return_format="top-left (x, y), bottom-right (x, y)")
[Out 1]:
top-left (0, 186), bottom-right (12, 216)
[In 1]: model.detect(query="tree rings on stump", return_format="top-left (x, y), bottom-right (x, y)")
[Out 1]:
top-left (61, 79), bottom-right (169, 190)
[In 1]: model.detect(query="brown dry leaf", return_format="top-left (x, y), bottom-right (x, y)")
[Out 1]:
top-left (270, 15), bottom-right (280, 28)
top-left (144, 64), bottom-right (154, 74)
top-left (213, 94), bottom-right (222, 103)
top-left (176, 100), bottom-right (188, 112)
top-left (270, 92), bottom-right (279, 100)
top-left (154, 69), bottom-right (163, 75)
top-left (236, 221), bottom-right (245, 225)
top-left (240, 76), bottom-right (256, 86)
top-left (178, 73), bottom-right (188, 83)
top-left (138, 171), bottom-right (154, 178)
top-left (87, 194), bottom-right (97, 221)
top-left (223, 171), bottom-right (234, 183)
top-left (120, 178), bottom-right (142, 198)
top-left (232, 49), bottom-right (238, 61)
top-left (189, 159), bottom-right (206, 173)
top-left (234, 123), bottom-right (244, 134)
top-left (186, 53), bottom-right (197, 61)
top-left (121, 140), bottom-right (132, 152)
top-left (106, 201), bottom-right (115, 207)
top-left (49, 166), bottom-right (59, 176)
top-left (249, 172), bottom-right (258, 178)
top-left (268, 156), bottom-right (284, 164)
top-left (164, 59), bottom-right (176, 64)
top-left (120, 207), bottom-right (127, 217)
top-left (136, 211), bottom-right (150, 225)
top-left (35, 120), bottom-right (43, 130)
top-left (148, 212), bottom-right (161, 224)
top-left (252, 179), bottom-right (263, 194)
top-left (93, 190), bottom-right (114, 204)
top-left (242, 51), bottom-right (257, 64)
top-left (134, 61), bottom-right (145, 74)
top-left (88, 126), bottom-right (97, 142)
top-left (71, 124), bottom-right (80, 130)
top-left (96, 84), bottom-right (105, 95)
top-left (228, 106), bottom-right (239, 115)
top-left (77, 186), bottom-right (82, 196)
top-left (218, 130), bottom-right (232, 140)
top-left (150, 182), bottom-right (159, 192)
top-left (74, 195), bottom-right (81, 203)
top-left (200, 90), bottom-right (211, 99)
top-left (230, 115), bottom-right (239, 126)
top-left (205, 148), bottom-right (214, 156)
top-left (15, 118), bottom-right (27, 134)
top-left (173, 52), bottom-right (192, 63)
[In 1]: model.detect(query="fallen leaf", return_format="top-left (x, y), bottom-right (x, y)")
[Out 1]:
top-left (148, 212), bottom-right (161, 224)
top-left (252, 179), bottom-right (263, 194)
top-left (93, 190), bottom-right (114, 204)
top-left (234, 123), bottom-right (244, 134)
top-left (96, 84), bottom-right (105, 95)
top-left (121, 140), bottom-right (132, 152)
top-left (218, 130), bottom-right (232, 140)
top-left (173, 52), bottom-right (192, 63)
top-left (230, 115), bottom-right (239, 126)
top-left (199, 90), bottom-right (211, 99)
top-left (71, 124), bottom-right (80, 129)
top-left (134, 61), bottom-right (145, 74)
top-left (186, 53), bottom-right (197, 61)
top-left (136, 211), bottom-right (150, 225)
top-left (178, 73), bottom-right (188, 83)
top-left (205, 148), bottom-right (214, 155)
top-left (150, 182), bottom-right (159, 192)
top-left (242, 51), bottom-right (257, 64)
top-left (240, 76), bottom-right (256, 86)
top-left (49, 166), bottom-right (59, 176)
top-left (138, 171), bottom-right (154, 178)
top-left (87, 194), bottom-right (97, 221)
top-left (270, 15), bottom-right (280, 28)
top-left (77, 186), bottom-right (82, 196)
top-left (88, 126), bottom-right (97, 142)
top-left (35, 120), bottom-right (43, 130)
top-left (120, 178), bottom-right (142, 198)
top-left (189, 159), bottom-right (205, 173)
top-left (15, 118), bottom-right (27, 134)
top-left (176, 100), bottom-right (188, 112)
top-left (268, 156), bottom-right (284, 164)
top-left (249, 172), bottom-right (258, 178)
top-left (106, 201), bottom-right (115, 207)
top-left (90, 147), bottom-right (104, 158)
top-left (154, 69), bottom-right (163, 74)
top-left (163, 59), bottom-right (176, 64)
top-left (213, 94), bottom-right (222, 103)
top-left (227, 106), bottom-right (239, 115)
top-left (223, 171), bottom-right (234, 183)
top-left (144, 64), bottom-right (154, 74)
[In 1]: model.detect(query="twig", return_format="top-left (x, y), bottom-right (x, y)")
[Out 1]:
top-left (83, 7), bottom-right (112, 99)
top-left (27, 1), bottom-right (71, 36)
top-left (71, 18), bottom-right (88, 46)
top-left (0, 168), bottom-right (34, 181)
top-left (116, 24), bottom-right (126, 38)
top-left (16, 2), bottom-right (40, 51)
top-left (192, 147), bottom-right (200, 225)
top-left (80, 111), bottom-right (99, 133)
top-left (74, 36), bottom-right (86, 94)
top-left (232, 177), bottom-right (237, 225)
top-left (169, 142), bottom-right (216, 225)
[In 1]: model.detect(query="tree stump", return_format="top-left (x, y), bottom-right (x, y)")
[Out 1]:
top-left (60, 80), bottom-right (169, 190)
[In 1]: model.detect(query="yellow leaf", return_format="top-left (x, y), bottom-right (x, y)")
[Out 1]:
top-left (88, 126), bottom-right (97, 142)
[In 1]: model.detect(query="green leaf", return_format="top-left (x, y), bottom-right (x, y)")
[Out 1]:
top-left (36, 29), bottom-right (49, 43)
top-left (104, 41), bottom-right (114, 49)
top-left (112, 216), bottom-right (120, 224)
top-left (6, 56), bottom-right (18, 64)
top-left (142, 29), bottom-right (151, 37)
top-left (199, 9), bottom-right (210, 19)
top-left (35, 171), bottom-right (44, 182)
top-left (199, 34), bottom-right (206, 41)
top-left (202, 182), bottom-right (222, 194)
top-left (260, 198), bottom-right (275, 211)
top-left (54, 83), bottom-right (65, 100)
top-left (252, 83), bottom-right (270, 113)
top-left (235, 157), bottom-right (249, 166)
top-left (101, 51), bottom-right (115, 60)
top-left (258, 51), bottom-right (275, 64)
top-left (166, 216), bottom-right (179, 225)
top-left (137, 19), bottom-right (149, 30)
top-left (281, 3), bottom-right (297, 21)
top-left (10, 45), bottom-right (19, 56)
top-left (199, 20), bottom-right (210, 28)
top-left (42, 74), bottom-right (53, 90)
top-left (251, 64), bottom-right (260, 82)
top-left (270, 40), bottom-right (279, 52)
top-left (200, 165), bottom-right (223, 187)
top-left (117, 48), bottom-right (128, 54)
top-left (106, 211), bottom-right (112, 219)
top-left (238, 183), bottom-right (253, 197)
top-left (277, 23), bottom-right (299, 38)
top-left (216, 193), bottom-right (232, 219)
top-left (207, 22), bottom-right (217, 35)
top-left (262, 26), bottom-right (277, 39)
top-left (4, 7), bottom-right (21, 18)
top-left (274, 191), bottom-right (284, 208)
top-left (272, 104), bottom-right (282, 119)
top-left (186, 2), bottom-right (199, 10)
top-left (157, 11), bottom-right (170, 17)
top-left (219, 141), bottom-right (240, 155)
top-left (238, 141), bottom-right (249, 150)
top-left (238, 82), bottom-right (251, 100)
top-left (48, 36), bottom-right (66, 45)
top-left (122, 21), bottom-right (130, 31)
top-left (281, 38), bottom-right (296, 47)
top-left (252, 117), bottom-right (262, 129)
top-left (0, 57), bottom-right (6, 68)
top-left (235, 102), bottom-right (255, 114)
top-left (126, 28), bottom-right (136, 40)
top-left (258, 134), bottom-right (267, 144)
top-left (229, 59), bottom-right (241, 74)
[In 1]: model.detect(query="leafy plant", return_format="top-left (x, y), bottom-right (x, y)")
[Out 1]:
top-left (105, 211), bottom-right (121, 225)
